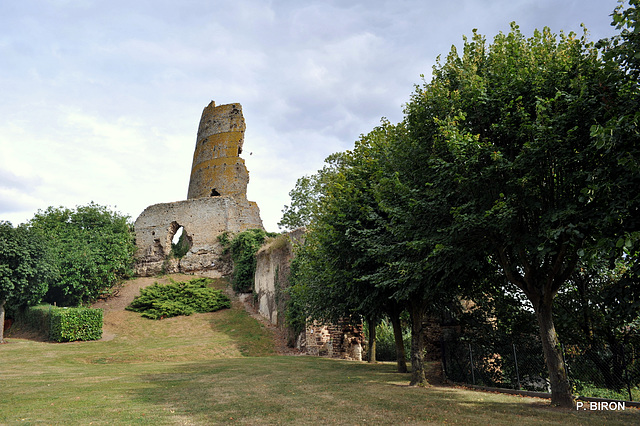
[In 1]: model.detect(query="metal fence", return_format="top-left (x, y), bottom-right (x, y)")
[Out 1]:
top-left (441, 335), bottom-right (639, 401)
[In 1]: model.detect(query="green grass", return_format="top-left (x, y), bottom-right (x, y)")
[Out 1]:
top-left (1, 276), bottom-right (638, 425)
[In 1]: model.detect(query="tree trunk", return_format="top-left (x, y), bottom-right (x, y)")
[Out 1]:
top-left (534, 301), bottom-right (574, 407)
top-left (389, 307), bottom-right (408, 373)
top-left (409, 301), bottom-right (427, 386)
top-left (0, 299), bottom-right (5, 343)
top-left (367, 317), bottom-right (377, 363)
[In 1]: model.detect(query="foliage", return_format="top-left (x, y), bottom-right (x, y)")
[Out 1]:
top-left (217, 231), bottom-right (232, 248)
top-left (126, 277), bottom-right (231, 320)
top-left (226, 229), bottom-right (276, 293)
top-left (0, 221), bottom-right (54, 342)
top-left (592, 0), bottom-right (640, 252)
top-left (171, 229), bottom-right (191, 258)
top-left (0, 222), bottom-right (53, 310)
top-left (20, 304), bottom-right (103, 342)
top-left (602, 0), bottom-right (640, 79)
top-left (554, 254), bottom-right (640, 391)
top-left (373, 318), bottom-right (411, 362)
top-left (278, 174), bottom-right (324, 230)
top-left (49, 306), bottom-right (103, 342)
top-left (28, 203), bottom-right (136, 306)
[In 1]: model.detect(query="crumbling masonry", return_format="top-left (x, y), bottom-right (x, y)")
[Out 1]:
top-left (134, 101), bottom-right (263, 276)
top-left (254, 229), bottom-right (365, 360)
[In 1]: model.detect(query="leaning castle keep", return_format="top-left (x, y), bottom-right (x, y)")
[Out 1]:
top-left (135, 101), bottom-right (364, 360)
top-left (134, 101), bottom-right (263, 276)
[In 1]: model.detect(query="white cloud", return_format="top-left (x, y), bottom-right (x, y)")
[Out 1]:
top-left (0, 0), bottom-right (622, 231)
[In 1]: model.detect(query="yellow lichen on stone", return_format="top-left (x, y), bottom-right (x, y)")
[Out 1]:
top-left (133, 100), bottom-right (263, 277)
top-left (187, 102), bottom-right (250, 200)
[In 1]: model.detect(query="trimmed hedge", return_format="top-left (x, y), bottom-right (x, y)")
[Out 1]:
top-left (21, 305), bottom-right (52, 336)
top-left (126, 277), bottom-right (231, 319)
top-left (50, 307), bottom-right (103, 342)
top-left (21, 305), bottom-right (103, 342)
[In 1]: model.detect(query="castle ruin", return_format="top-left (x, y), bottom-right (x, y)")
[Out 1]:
top-left (134, 101), bottom-right (263, 276)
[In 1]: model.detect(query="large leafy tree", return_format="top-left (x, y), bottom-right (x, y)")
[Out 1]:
top-left (0, 222), bottom-right (53, 342)
top-left (594, 0), bottom-right (640, 248)
top-left (555, 253), bottom-right (640, 392)
top-left (287, 126), bottom-right (411, 371)
top-left (401, 24), bottom-right (627, 406)
top-left (371, 116), bottom-right (479, 385)
top-left (28, 203), bottom-right (135, 306)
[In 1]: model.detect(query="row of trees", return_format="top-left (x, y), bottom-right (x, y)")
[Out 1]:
top-left (281, 1), bottom-right (639, 407)
top-left (0, 203), bottom-right (135, 342)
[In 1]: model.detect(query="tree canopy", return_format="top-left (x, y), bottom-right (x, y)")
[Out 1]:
top-left (282, 6), bottom-right (639, 406)
top-left (0, 221), bottom-right (53, 342)
top-left (28, 203), bottom-right (136, 306)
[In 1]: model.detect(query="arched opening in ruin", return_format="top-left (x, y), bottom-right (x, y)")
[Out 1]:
top-left (172, 226), bottom-right (184, 245)
top-left (169, 222), bottom-right (192, 258)
top-left (210, 188), bottom-right (221, 196)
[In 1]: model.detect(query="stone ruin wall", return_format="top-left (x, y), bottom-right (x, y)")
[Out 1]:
top-left (134, 101), bottom-right (263, 276)
top-left (254, 228), bottom-right (305, 327)
top-left (134, 196), bottom-right (262, 276)
top-left (253, 228), bottom-right (364, 360)
top-left (187, 102), bottom-right (250, 200)
top-left (301, 322), bottom-right (364, 361)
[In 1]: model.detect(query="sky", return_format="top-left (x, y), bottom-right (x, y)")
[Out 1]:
top-left (0, 0), bottom-right (623, 232)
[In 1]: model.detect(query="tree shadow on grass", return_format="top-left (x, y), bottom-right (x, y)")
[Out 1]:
top-left (134, 357), bottom-right (639, 425)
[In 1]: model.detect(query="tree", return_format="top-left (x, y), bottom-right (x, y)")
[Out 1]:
top-left (28, 203), bottom-right (135, 306)
top-left (286, 128), bottom-right (410, 370)
top-left (593, 0), bottom-right (640, 246)
top-left (279, 174), bottom-right (323, 231)
top-left (400, 24), bottom-right (626, 406)
top-left (554, 253), bottom-right (640, 392)
top-left (0, 222), bottom-right (53, 342)
top-left (370, 118), bottom-right (476, 385)
top-left (286, 152), bottom-right (385, 360)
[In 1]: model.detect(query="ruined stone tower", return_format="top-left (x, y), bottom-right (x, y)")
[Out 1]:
top-left (133, 101), bottom-right (263, 276)
top-left (187, 102), bottom-right (250, 200)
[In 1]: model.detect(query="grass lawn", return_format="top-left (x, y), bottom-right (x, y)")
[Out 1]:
top-left (1, 276), bottom-right (638, 425)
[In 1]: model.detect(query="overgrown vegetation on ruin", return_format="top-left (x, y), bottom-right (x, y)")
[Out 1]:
top-left (221, 229), bottom-right (278, 293)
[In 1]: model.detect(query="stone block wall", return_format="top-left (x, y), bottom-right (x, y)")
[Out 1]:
top-left (253, 228), bottom-right (365, 360)
top-left (254, 228), bottom-right (304, 327)
top-left (134, 196), bottom-right (263, 276)
top-left (133, 100), bottom-right (264, 276)
top-left (302, 322), bottom-right (364, 361)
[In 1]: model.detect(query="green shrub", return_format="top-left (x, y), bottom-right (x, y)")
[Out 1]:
top-left (126, 277), bottom-right (231, 320)
top-left (21, 305), bottom-right (103, 342)
top-left (226, 229), bottom-right (277, 293)
top-left (171, 229), bottom-right (191, 258)
top-left (49, 306), bottom-right (103, 342)
top-left (373, 319), bottom-right (411, 362)
top-left (21, 305), bottom-right (53, 336)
